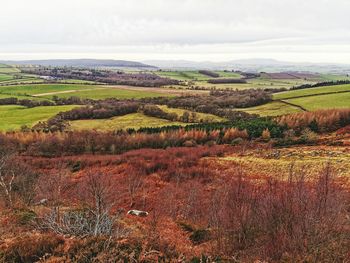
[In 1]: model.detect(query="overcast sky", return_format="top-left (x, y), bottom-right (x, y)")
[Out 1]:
top-left (1, 0), bottom-right (350, 63)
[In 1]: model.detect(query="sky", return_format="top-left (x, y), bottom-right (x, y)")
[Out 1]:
top-left (1, 0), bottom-right (350, 63)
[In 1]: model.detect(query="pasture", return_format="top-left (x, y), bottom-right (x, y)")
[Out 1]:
top-left (0, 74), bottom-right (14, 82)
top-left (273, 84), bottom-right (350, 100)
top-left (284, 92), bottom-right (350, 111)
top-left (156, 70), bottom-right (242, 82)
top-left (0, 66), bottom-right (20, 74)
top-left (239, 101), bottom-right (303, 116)
top-left (69, 112), bottom-right (186, 131)
top-left (0, 84), bottom-right (173, 100)
top-left (0, 105), bottom-right (78, 131)
top-left (158, 105), bottom-right (226, 122)
top-left (69, 106), bottom-right (224, 131)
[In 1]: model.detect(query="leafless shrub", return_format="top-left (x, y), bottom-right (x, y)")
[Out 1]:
top-left (209, 163), bottom-right (350, 261)
top-left (41, 172), bottom-right (128, 238)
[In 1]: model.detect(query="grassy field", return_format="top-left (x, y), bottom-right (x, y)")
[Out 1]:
top-left (69, 112), bottom-right (186, 131)
top-left (0, 74), bottom-right (14, 82)
top-left (214, 71), bottom-right (242, 78)
top-left (155, 71), bottom-right (212, 81)
top-left (70, 105), bottom-right (225, 131)
top-left (239, 101), bottom-right (303, 116)
top-left (156, 70), bottom-right (243, 81)
top-left (0, 78), bottom-right (45, 85)
top-left (158, 105), bottom-right (226, 122)
top-left (318, 74), bottom-right (350, 81)
top-left (40, 87), bottom-right (172, 100)
top-left (0, 84), bottom-right (99, 96)
top-left (0, 105), bottom-right (78, 131)
top-left (0, 93), bottom-right (49, 101)
top-left (56, 79), bottom-right (100, 84)
top-left (285, 92), bottom-right (350, 111)
top-left (239, 83), bottom-right (350, 116)
top-left (0, 84), bottom-right (172, 100)
top-left (0, 66), bottom-right (20, 74)
top-left (274, 84), bottom-right (350, 100)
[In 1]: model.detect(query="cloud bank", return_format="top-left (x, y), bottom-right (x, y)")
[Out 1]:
top-left (1, 0), bottom-right (350, 62)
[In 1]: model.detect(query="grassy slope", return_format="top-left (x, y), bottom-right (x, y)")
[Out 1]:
top-left (0, 105), bottom-right (78, 131)
top-left (0, 67), bottom-right (20, 74)
top-left (0, 84), bottom-right (100, 96)
top-left (273, 84), bottom-right (350, 100)
top-left (239, 101), bottom-right (303, 117)
top-left (0, 93), bottom-right (49, 101)
top-left (158, 105), bottom-right (226, 122)
top-left (0, 74), bottom-right (14, 82)
top-left (285, 92), bottom-right (350, 111)
top-left (318, 74), bottom-right (350, 81)
top-left (41, 87), bottom-right (172, 100)
top-left (0, 84), bottom-right (171, 100)
top-left (214, 71), bottom-right (242, 78)
top-left (69, 112), bottom-right (186, 131)
top-left (155, 71), bottom-right (211, 81)
top-left (241, 83), bottom-right (350, 117)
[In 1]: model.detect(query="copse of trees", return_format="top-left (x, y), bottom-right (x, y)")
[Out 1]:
top-left (207, 78), bottom-right (247, 84)
top-left (138, 117), bottom-right (285, 138)
top-left (141, 104), bottom-right (178, 122)
top-left (276, 109), bottom-right (350, 133)
top-left (141, 104), bottom-right (202, 123)
top-left (56, 101), bottom-right (140, 120)
top-left (142, 89), bottom-right (272, 120)
top-left (0, 97), bottom-right (55, 107)
top-left (198, 70), bottom-right (220, 78)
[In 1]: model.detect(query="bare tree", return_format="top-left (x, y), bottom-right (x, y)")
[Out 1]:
top-left (126, 167), bottom-right (143, 208)
top-left (42, 172), bottom-right (127, 238)
top-left (0, 150), bottom-right (15, 207)
top-left (0, 149), bottom-right (37, 208)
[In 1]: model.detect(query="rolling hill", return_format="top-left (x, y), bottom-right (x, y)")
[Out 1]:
top-left (0, 59), bottom-right (156, 68)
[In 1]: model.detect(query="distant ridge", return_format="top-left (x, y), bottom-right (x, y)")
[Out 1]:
top-left (145, 59), bottom-right (350, 74)
top-left (0, 59), bottom-right (156, 68)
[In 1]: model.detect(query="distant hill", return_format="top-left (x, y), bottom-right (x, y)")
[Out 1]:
top-left (145, 59), bottom-right (350, 74)
top-left (0, 59), bottom-right (156, 69)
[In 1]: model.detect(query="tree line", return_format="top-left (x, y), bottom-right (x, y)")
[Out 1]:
top-left (21, 67), bottom-right (180, 87)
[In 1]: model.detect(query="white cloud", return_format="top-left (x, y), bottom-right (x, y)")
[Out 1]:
top-left (0, 0), bottom-right (350, 62)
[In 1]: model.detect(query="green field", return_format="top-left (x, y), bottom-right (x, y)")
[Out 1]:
top-left (156, 70), bottom-right (243, 82)
top-left (0, 66), bottom-right (20, 74)
top-left (155, 71), bottom-right (212, 81)
top-left (238, 83), bottom-right (350, 117)
top-left (69, 105), bottom-right (225, 131)
top-left (69, 112), bottom-right (186, 131)
top-left (56, 79), bottom-right (100, 84)
top-left (158, 105), bottom-right (226, 122)
top-left (240, 101), bottom-right (303, 116)
top-left (40, 87), bottom-right (172, 100)
top-left (0, 84), bottom-right (171, 101)
top-left (318, 74), bottom-right (350, 81)
top-left (0, 93), bottom-right (49, 101)
top-left (273, 84), bottom-right (350, 100)
top-left (285, 92), bottom-right (350, 111)
top-left (0, 64), bottom-right (43, 85)
top-left (0, 74), bottom-right (14, 82)
top-left (214, 71), bottom-right (242, 78)
top-left (0, 84), bottom-right (98, 96)
top-left (0, 105), bottom-right (78, 131)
